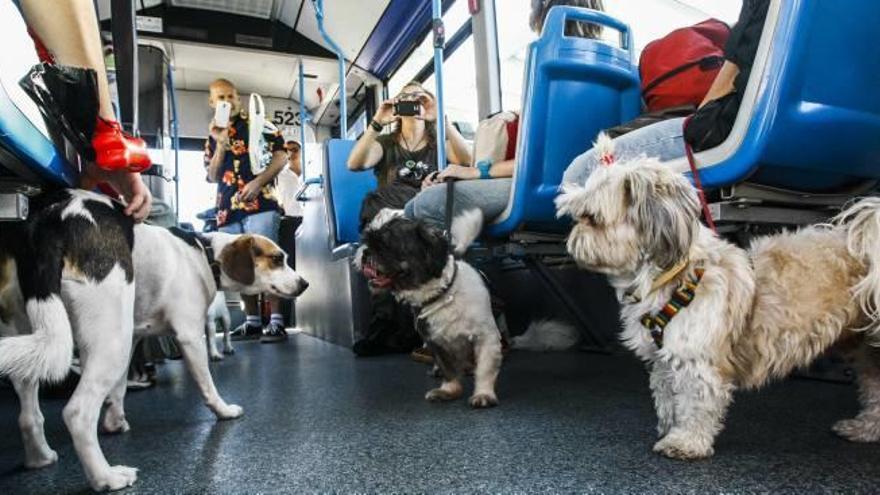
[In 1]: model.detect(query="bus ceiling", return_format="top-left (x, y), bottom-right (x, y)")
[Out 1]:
top-left (95, 0), bottom-right (454, 129)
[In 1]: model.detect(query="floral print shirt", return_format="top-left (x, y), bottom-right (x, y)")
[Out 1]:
top-left (204, 114), bottom-right (284, 226)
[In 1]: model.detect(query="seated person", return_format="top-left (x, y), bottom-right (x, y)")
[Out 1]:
top-left (347, 81), bottom-right (471, 357)
top-left (348, 81), bottom-right (471, 228)
top-left (404, 0), bottom-right (605, 230)
top-left (562, 0), bottom-right (769, 187)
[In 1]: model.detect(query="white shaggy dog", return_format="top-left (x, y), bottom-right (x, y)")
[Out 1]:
top-left (355, 209), bottom-right (503, 408)
top-left (556, 134), bottom-right (880, 460)
top-left (511, 319), bottom-right (580, 352)
top-left (205, 291), bottom-right (234, 361)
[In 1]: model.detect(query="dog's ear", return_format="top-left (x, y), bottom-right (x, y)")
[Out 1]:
top-left (415, 222), bottom-right (450, 274)
top-left (219, 234), bottom-right (256, 285)
top-left (625, 167), bottom-right (701, 269)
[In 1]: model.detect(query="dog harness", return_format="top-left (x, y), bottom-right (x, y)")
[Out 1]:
top-left (195, 234), bottom-right (223, 289)
top-left (639, 267), bottom-right (705, 349)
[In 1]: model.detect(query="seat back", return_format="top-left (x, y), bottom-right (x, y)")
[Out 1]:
top-left (487, 7), bottom-right (640, 237)
top-left (665, 0), bottom-right (880, 191)
top-left (0, 80), bottom-right (76, 186)
top-left (323, 139), bottom-right (376, 246)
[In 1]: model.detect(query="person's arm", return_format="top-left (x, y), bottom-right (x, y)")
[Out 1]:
top-left (348, 99), bottom-right (396, 170)
top-left (80, 165), bottom-right (153, 222)
top-left (205, 123), bottom-right (229, 183)
top-left (290, 154), bottom-right (302, 177)
top-left (239, 150), bottom-right (286, 201)
top-left (437, 158), bottom-right (515, 181)
top-left (698, 61), bottom-right (739, 108)
top-left (444, 120), bottom-right (472, 166)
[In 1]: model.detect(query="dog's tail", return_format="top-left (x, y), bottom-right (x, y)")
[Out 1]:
top-left (0, 294), bottom-right (74, 384)
top-left (511, 319), bottom-right (580, 352)
top-left (450, 208), bottom-right (484, 257)
top-left (837, 197), bottom-right (880, 339)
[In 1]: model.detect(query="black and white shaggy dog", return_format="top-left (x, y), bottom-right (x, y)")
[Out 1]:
top-left (355, 210), bottom-right (503, 408)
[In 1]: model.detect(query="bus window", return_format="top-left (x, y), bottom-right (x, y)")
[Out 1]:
top-left (497, 0), bottom-right (743, 111)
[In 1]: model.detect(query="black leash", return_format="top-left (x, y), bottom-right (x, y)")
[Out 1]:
top-left (443, 178), bottom-right (455, 247)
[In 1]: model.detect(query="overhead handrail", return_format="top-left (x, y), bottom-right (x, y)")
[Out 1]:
top-left (310, 0), bottom-right (347, 137)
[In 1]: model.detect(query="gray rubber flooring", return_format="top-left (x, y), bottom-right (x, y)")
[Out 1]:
top-left (0, 333), bottom-right (879, 493)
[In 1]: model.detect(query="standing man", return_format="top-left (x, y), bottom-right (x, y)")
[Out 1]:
top-left (204, 78), bottom-right (288, 343)
top-left (276, 139), bottom-right (305, 326)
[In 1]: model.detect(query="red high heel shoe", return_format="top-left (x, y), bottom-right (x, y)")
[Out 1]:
top-left (91, 118), bottom-right (152, 173)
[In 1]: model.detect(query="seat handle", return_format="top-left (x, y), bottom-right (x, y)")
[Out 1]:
top-left (294, 176), bottom-right (323, 202)
top-left (543, 6), bottom-right (633, 55)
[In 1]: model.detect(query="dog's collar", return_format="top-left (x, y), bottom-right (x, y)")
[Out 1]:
top-left (411, 260), bottom-right (459, 320)
top-left (639, 267), bottom-right (705, 349)
top-left (194, 234), bottom-right (223, 289)
top-left (625, 258), bottom-right (690, 302)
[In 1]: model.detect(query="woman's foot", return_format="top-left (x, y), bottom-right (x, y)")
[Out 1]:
top-left (91, 118), bottom-right (151, 172)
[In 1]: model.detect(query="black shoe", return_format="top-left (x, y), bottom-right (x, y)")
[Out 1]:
top-left (230, 322), bottom-right (262, 341)
top-left (261, 321), bottom-right (288, 343)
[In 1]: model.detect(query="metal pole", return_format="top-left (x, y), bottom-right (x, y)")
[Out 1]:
top-left (298, 59), bottom-right (309, 177)
top-left (166, 63), bottom-right (180, 221)
top-left (110, 0), bottom-right (139, 133)
top-left (311, 0), bottom-right (347, 137)
top-left (432, 0), bottom-right (447, 170)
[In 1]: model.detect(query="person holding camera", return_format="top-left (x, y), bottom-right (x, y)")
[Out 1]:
top-left (347, 81), bottom-right (471, 229)
top-left (346, 81), bottom-right (471, 357)
top-left (204, 78), bottom-right (289, 343)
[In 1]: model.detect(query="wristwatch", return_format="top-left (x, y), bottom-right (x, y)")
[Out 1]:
top-left (369, 120), bottom-right (383, 133)
top-left (476, 159), bottom-right (492, 179)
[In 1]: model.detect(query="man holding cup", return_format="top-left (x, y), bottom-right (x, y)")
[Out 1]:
top-left (204, 78), bottom-right (289, 342)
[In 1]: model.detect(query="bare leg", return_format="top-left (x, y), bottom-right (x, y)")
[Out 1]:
top-left (221, 307), bottom-right (234, 354)
top-left (242, 294), bottom-right (259, 318)
top-left (652, 359), bottom-right (733, 460)
top-left (11, 377), bottom-right (57, 469)
top-left (19, 0), bottom-right (115, 120)
top-left (469, 335), bottom-right (502, 408)
top-left (173, 318), bottom-right (243, 420)
top-left (61, 271), bottom-right (138, 491)
top-left (833, 346), bottom-right (880, 442)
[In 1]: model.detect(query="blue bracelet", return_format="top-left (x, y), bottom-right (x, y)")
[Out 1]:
top-left (476, 160), bottom-right (492, 179)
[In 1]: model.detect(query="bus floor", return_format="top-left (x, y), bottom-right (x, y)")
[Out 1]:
top-left (0, 332), bottom-right (878, 493)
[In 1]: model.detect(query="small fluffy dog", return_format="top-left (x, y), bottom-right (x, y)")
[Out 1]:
top-left (205, 291), bottom-right (234, 361)
top-left (0, 189), bottom-right (307, 491)
top-left (355, 209), bottom-right (503, 408)
top-left (556, 135), bottom-right (880, 460)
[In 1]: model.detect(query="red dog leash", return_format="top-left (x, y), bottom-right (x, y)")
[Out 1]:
top-left (682, 116), bottom-right (717, 233)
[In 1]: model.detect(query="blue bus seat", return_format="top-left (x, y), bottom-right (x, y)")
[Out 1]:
top-left (664, 0), bottom-right (880, 192)
top-left (0, 80), bottom-right (77, 186)
top-left (323, 139), bottom-right (376, 248)
top-left (486, 7), bottom-right (641, 237)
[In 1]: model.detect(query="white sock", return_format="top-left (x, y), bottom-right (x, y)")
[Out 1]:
top-left (246, 315), bottom-right (261, 327)
top-left (270, 313), bottom-right (284, 327)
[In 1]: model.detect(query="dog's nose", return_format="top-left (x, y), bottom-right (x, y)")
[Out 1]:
top-left (297, 279), bottom-right (309, 295)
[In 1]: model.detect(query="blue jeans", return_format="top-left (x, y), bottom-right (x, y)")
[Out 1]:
top-left (562, 117), bottom-right (687, 186)
top-left (404, 178), bottom-right (513, 229)
top-left (218, 210), bottom-right (280, 242)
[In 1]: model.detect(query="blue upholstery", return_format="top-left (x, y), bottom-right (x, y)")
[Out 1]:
top-left (0, 81), bottom-right (76, 186)
top-left (679, 0), bottom-right (880, 191)
top-left (323, 139), bottom-right (376, 246)
top-left (487, 7), bottom-right (641, 237)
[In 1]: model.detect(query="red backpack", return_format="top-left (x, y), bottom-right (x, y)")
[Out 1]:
top-left (639, 19), bottom-right (731, 112)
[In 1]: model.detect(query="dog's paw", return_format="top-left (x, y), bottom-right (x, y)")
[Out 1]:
top-left (425, 388), bottom-right (460, 402)
top-left (653, 431), bottom-right (714, 460)
top-left (832, 418), bottom-right (880, 443)
top-left (90, 465), bottom-right (138, 491)
top-left (469, 393), bottom-right (498, 409)
top-left (100, 416), bottom-right (131, 435)
top-left (209, 352), bottom-right (224, 362)
top-left (24, 447), bottom-right (58, 469)
top-left (214, 403), bottom-right (244, 420)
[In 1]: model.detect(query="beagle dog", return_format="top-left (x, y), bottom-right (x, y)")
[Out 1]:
top-left (0, 189), bottom-right (307, 491)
